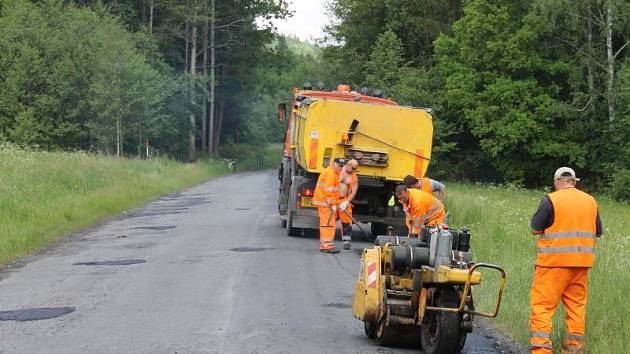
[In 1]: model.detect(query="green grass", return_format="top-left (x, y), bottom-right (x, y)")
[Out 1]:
top-left (219, 143), bottom-right (283, 171)
top-left (0, 144), bottom-right (229, 265)
top-left (445, 183), bottom-right (629, 353)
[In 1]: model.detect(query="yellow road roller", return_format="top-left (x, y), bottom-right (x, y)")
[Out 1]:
top-left (352, 227), bottom-right (506, 354)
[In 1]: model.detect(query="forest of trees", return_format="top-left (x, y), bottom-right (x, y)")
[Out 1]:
top-left (322, 0), bottom-right (630, 198)
top-left (1, 0), bottom-right (629, 199)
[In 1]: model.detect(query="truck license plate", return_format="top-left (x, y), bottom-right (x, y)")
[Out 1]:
top-left (300, 197), bottom-right (314, 207)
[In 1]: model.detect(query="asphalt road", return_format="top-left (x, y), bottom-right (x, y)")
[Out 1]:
top-left (0, 171), bottom-right (511, 354)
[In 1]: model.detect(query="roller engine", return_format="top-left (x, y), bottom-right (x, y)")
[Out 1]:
top-left (352, 227), bottom-right (506, 354)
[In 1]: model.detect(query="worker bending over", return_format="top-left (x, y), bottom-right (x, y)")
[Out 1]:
top-left (403, 175), bottom-right (446, 202)
top-left (529, 167), bottom-right (602, 354)
top-left (395, 184), bottom-right (445, 237)
top-left (338, 159), bottom-right (359, 250)
top-left (313, 158), bottom-right (344, 253)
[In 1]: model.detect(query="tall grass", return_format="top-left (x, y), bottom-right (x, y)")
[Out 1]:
top-left (0, 144), bottom-right (227, 265)
top-left (219, 143), bottom-right (283, 171)
top-left (446, 183), bottom-right (628, 353)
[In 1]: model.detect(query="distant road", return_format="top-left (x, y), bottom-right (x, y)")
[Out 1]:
top-left (0, 171), bottom-right (511, 353)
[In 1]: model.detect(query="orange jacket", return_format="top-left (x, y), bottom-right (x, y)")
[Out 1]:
top-left (403, 188), bottom-right (445, 232)
top-left (313, 165), bottom-right (340, 207)
top-left (419, 178), bottom-right (433, 194)
top-left (538, 188), bottom-right (598, 267)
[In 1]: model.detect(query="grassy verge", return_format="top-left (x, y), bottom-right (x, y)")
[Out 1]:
top-left (219, 143), bottom-right (283, 171)
top-left (0, 145), bottom-right (229, 265)
top-left (445, 183), bottom-right (628, 353)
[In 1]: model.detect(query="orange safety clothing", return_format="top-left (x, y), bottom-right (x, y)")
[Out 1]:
top-left (314, 165), bottom-right (340, 251)
top-left (402, 188), bottom-right (445, 234)
top-left (318, 206), bottom-right (337, 251)
top-left (538, 188), bottom-right (598, 268)
top-left (419, 178), bottom-right (433, 194)
top-left (313, 165), bottom-right (340, 208)
top-left (530, 267), bottom-right (588, 354)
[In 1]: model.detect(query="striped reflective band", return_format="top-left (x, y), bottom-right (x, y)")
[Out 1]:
top-left (531, 331), bottom-right (551, 338)
top-left (542, 231), bottom-right (595, 240)
top-left (312, 200), bottom-right (329, 207)
top-left (316, 182), bottom-right (337, 192)
top-left (537, 246), bottom-right (595, 254)
top-left (561, 344), bottom-right (584, 353)
top-left (531, 344), bottom-right (553, 349)
top-left (565, 333), bottom-right (584, 341)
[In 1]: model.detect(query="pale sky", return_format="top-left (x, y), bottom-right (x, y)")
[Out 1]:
top-left (273, 0), bottom-right (331, 42)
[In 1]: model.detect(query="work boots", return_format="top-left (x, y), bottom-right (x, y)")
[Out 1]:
top-left (342, 223), bottom-right (352, 250)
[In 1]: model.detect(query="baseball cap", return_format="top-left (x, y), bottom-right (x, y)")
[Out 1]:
top-left (554, 167), bottom-right (580, 181)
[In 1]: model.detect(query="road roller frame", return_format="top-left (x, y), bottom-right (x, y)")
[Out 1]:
top-left (352, 233), bottom-right (506, 354)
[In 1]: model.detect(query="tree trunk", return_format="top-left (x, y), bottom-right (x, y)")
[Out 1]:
top-left (587, 0), bottom-right (594, 97)
top-left (213, 62), bottom-right (227, 154)
top-left (149, 0), bottom-right (154, 35)
top-left (185, 19), bottom-right (189, 76)
top-left (606, 0), bottom-right (615, 123)
top-left (201, 12), bottom-right (208, 152)
top-left (188, 25), bottom-right (197, 162)
top-left (209, 0), bottom-right (216, 154)
top-left (116, 112), bottom-right (122, 159)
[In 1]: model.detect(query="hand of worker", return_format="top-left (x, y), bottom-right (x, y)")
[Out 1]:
top-left (339, 201), bottom-right (349, 211)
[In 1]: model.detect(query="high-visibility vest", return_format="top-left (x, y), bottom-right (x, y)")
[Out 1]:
top-left (419, 178), bottom-right (433, 194)
top-left (404, 188), bottom-right (444, 230)
top-left (538, 187), bottom-right (598, 267)
top-left (313, 165), bottom-right (340, 207)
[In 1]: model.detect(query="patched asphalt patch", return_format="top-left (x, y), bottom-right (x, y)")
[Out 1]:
top-left (324, 303), bottom-right (351, 309)
top-left (0, 307), bottom-right (75, 321)
top-left (230, 247), bottom-right (273, 252)
top-left (132, 226), bottom-right (176, 231)
top-left (74, 259), bottom-right (146, 266)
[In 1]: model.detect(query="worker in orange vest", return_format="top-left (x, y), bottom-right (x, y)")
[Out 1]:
top-left (395, 184), bottom-right (445, 237)
top-left (338, 159), bottom-right (359, 250)
top-left (529, 167), bottom-right (603, 354)
top-left (403, 175), bottom-right (447, 202)
top-left (313, 158), bottom-right (344, 253)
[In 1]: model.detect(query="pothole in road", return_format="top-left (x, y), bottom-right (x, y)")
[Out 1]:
top-left (230, 247), bottom-right (273, 252)
top-left (74, 259), bottom-right (146, 266)
top-left (132, 226), bottom-right (176, 231)
top-left (324, 303), bottom-right (352, 309)
top-left (0, 307), bottom-right (75, 321)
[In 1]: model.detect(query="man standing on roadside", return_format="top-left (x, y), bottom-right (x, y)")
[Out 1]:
top-left (338, 159), bottom-right (359, 250)
top-left (395, 184), bottom-right (445, 237)
top-left (529, 167), bottom-right (603, 354)
top-left (403, 175), bottom-right (447, 202)
top-left (313, 158), bottom-right (344, 253)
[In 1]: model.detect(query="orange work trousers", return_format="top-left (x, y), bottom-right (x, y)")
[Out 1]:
top-left (530, 266), bottom-right (589, 354)
top-left (318, 206), bottom-right (336, 251)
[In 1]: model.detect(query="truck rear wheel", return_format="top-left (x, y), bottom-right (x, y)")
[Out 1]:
top-left (420, 289), bottom-right (461, 354)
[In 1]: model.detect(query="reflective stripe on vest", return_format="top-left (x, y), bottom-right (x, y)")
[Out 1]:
top-left (316, 182), bottom-right (338, 192)
top-left (537, 246), bottom-right (594, 254)
top-left (542, 231), bottom-right (595, 240)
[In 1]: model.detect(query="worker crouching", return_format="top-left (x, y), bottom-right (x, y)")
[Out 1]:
top-left (313, 158), bottom-right (344, 253)
top-left (338, 159), bottom-right (358, 250)
top-left (395, 184), bottom-right (445, 237)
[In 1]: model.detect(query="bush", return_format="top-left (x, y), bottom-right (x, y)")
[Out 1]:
top-left (610, 169), bottom-right (630, 203)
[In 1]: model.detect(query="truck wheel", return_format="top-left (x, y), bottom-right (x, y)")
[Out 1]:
top-left (364, 322), bottom-right (376, 339)
top-left (420, 289), bottom-right (461, 354)
top-left (375, 315), bottom-right (396, 346)
top-left (286, 213), bottom-right (302, 237)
